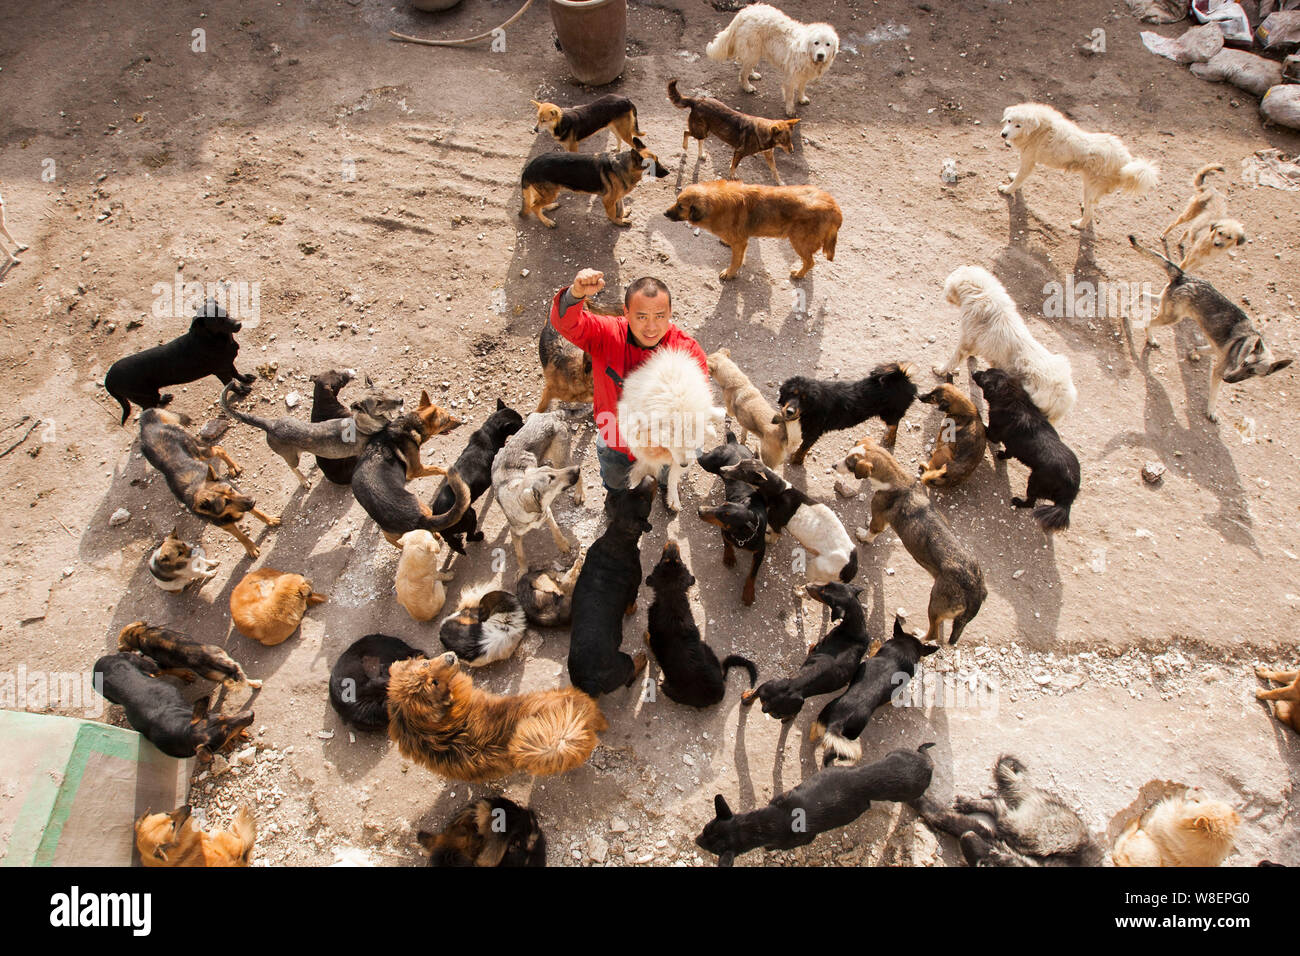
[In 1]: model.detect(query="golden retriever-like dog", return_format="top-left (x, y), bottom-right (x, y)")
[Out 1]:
top-left (135, 805), bottom-right (256, 867)
top-left (1161, 164), bottom-right (1245, 274)
top-left (706, 2), bottom-right (839, 117)
top-left (230, 568), bottom-right (327, 646)
top-left (665, 180), bottom-right (840, 280)
top-left (998, 102), bottom-right (1158, 231)
top-left (386, 651), bottom-right (607, 783)
top-left (1112, 789), bottom-right (1241, 867)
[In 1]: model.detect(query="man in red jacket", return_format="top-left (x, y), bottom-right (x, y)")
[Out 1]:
top-left (550, 268), bottom-right (710, 493)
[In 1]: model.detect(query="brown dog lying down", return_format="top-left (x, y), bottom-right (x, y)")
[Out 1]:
top-left (668, 79), bottom-right (799, 183)
top-left (136, 805), bottom-right (256, 867)
top-left (1112, 788), bottom-right (1241, 867)
top-left (917, 384), bottom-right (987, 488)
top-left (118, 621), bottom-right (261, 689)
top-left (1255, 665), bottom-right (1300, 734)
top-left (230, 568), bottom-right (327, 646)
top-left (387, 651), bottom-right (607, 783)
top-left (665, 180), bottom-right (840, 280)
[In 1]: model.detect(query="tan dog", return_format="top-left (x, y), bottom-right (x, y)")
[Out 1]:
top-left (396, 529), bottom-right (455, 622)
top-left (664, 180), bottom-right (840, 280)
top-left (1255, 665), bottom-right (1300, 734)
top-left (917, 384), bottom-right (987, 488)
top-left (135, 805), bottom-right (256, 867)
top-left (1161, 164), bottom-right (1245, 273)
top-left (230, 568), bottom-right (327, 645)
top-left (1112, 789), bottom-right (1241, 867)
top-left (531, 95), bottom-right (643, 153)
top-left (707, 348), bottom-right (797, 467)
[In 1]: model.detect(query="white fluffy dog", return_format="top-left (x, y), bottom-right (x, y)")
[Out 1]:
top-left (618, 348), bottom-right (724, 512)
top-left (706, 3), bottom-right (839, 117)
top-left (936, 266), bottom-right (1078, 424)
top-left (998, 102), bottom-right (1159, 230)
top-left (1112, 789), bottom-right (1241, 868)
top-left (395, 530), bottom-right (455, 622)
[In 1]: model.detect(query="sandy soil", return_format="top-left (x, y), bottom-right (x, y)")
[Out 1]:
top-left (1, 0), bottom-right (1297, 867)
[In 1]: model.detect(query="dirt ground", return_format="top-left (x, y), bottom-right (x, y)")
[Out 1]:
top-left (1, 0), bottom-right (1298, 867)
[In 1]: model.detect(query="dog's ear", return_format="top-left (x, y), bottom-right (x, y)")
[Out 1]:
top-left (529, 487), bottom-right (544, 513)
top-left (1268, 358), bottom-right (1293, 375)
top-left (713, 794), bottom-right (733, 821)
top-left (687, 203), bottom-right (703, 223)
top-left (530, 100), bottom-right (542, 109)
top-left (497, 398), bottom-right (507, 410)
top-left (419, 390), bottom-right (432, 409)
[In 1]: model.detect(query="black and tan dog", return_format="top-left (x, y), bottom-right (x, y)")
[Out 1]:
top-left (329, 634), bottom-right (424, 732)
top-left (971, 368), bottom-right (1080, 533)
top-left (810, 617), bottom-right (937, 766)
top-left (839, 435), bottom-right (986, 644)
top-left (917, 383), bottom-right (987, 488)
top-left (697, 432), bottom-right (768, 606)
top-left (567, 477), bottom-right (656, 697)
top-left (351, 391), bottom-right (470, 546)
top-left (419, 796), bottom-right (547, 867)
top-left (741, 581), bottom-right (870, 721)
top-left (644, 541), bottom-right (757, 708)
top-left (777, 362), bottom-right (918, 464)
top-left (118, 621), bottom-right (261, 689)
top-left (104, 299), bottom-right (256, 426)
top-left (1130, 235), bottom-right (1291, 422)
top-left (139, 408), bottom-right (280, 558)
top-left (93, 652), bottom-right (254, 761)
top-left (520, 139), bottom-right (669, 228)
top-left (148, 528), bottom-right (220, 592)
top-left (431, 398), bottom-right (524, 554)
top-left (667, 79), bottom-right (799, 183)
top-left (517, 553), bottom-right (585, 627)
top-left (536, 315), bottom-right (594, 412)
top-left (532, 95), bottom-right (643, 153)
top-left (695, 744), bottom-right (935, 866)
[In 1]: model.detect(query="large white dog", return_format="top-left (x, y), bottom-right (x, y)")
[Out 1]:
top-left (936, 266), bottom-right (1078, 424)
top-left (618, 348), bottom-right (724, 512)
top-left (998, 102), bottom-right (1159, 231)
top-left (706, 3), bottom-right (839, 117)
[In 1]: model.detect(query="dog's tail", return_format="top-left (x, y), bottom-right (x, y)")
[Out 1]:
top-left (838, 548), bottom-right (859, 584)
top-left (706, 19), bottom-right (740, 61)
top-left (667, 78), bottom-right (689, 108)
top-left (1120, 158), bottom-right (1159, 195)
top-left (231, 806), bottom-right (258, 865)
top-left (108, 384), bottom-right (131, 426)
top-left (814, 727), bottom-right (861, 768)
top-left (1128, 234), bottom-right (1183, 281)
top-left (1032, 503), bottom-right (1071, 534)
top-left (220, 380), bottom-right (273, 432)
top-left (722, 655), bottom-right (758, 688)
top-left (630, 104), bottom-right (645, 138)
top-left (822, 221), bottom-right (839, 261)
top-left (1193, 163), bottom-right (1225, 189)
top-left (420, 468), bottom-right (472, 533)
top-left (510, 692), bottom-right (607, 776)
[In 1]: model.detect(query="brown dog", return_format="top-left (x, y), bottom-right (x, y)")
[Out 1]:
top-left (230, 569), bottom-right (327, 646)
top-left (1255, 666), bottom-right (1300, 734)
top-left (386, 651), bottom-right (607, 783)
top-left (664, 180), bottom-right (840, 280)
top-left (707, 348), bottom-right (796, 467)
top-left (135, 805), bottom-right (256, 867)
top-left (1161, 164), bottom-right (1245, 274)
top-left (531, 95), bottom-right (643, 153)
top-left (138, 408), bottom-right (280, 558)
top-left (917, 384), bottom-right (987, 488)
top-left (536, 313), bottom-right (594, 412)
top-left (667, 79), bottom-right (799, 183)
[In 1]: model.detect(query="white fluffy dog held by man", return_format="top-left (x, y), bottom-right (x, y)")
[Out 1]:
top-left (998, 102), bottom-right (1158, 231)
top-left (706, 3), bottom-right (839, 117)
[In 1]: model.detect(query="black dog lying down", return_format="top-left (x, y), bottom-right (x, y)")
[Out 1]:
top-left (104, 299), bottom-right (255, 425)
top-left (742, 581), bottom-right (870, 721)
top-left (329, 634), bottom-right (424, 732)
top-left (811, 616), bottom-right (937, 766)
top-left (695, 743), bottom-right (936, 866)
top-left (644, 540), bottom-right (757, 708)
top-left (697, 432), bottom-right (768, 606)
top-left (93, 652), bottom-right (253, 761)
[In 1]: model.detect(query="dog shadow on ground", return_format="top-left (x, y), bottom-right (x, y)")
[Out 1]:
top-left (1102, 321), bottom-right (1258, 553)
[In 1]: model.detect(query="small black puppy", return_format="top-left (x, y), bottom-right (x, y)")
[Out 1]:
top-left (419, 796), bottom-right (547, 867)
top-left (776, 362), bottom-right (917, 465)
top-left (328, 634), bottom-right (424, 732)
top-left (695, 743), bottom-right (936, 866)
top-left (972, 368), bottom-right (1080, 532)
top-left (810, 617), bottom-right (938, 766)
top-left (567, 477), bottom-right (656, 697)
top-left (644, 541), bottom-right (757, 708)
top-left (431, 399), bottom-right (525, 554)
top-left (742, 581), bottom-right (871, 721)
top-left (311, 369), bottom-right (360, 485)
top-left (697, 432), bottom-right (768, 606)
top-left (93, 652), bottom-right (254, 760)
top-left (104, 299), bottom-right (255, 426)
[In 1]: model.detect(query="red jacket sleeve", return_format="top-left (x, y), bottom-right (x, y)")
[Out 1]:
top-left (550, 287), bottom-right (622, 362)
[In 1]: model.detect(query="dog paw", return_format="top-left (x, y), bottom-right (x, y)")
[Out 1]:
top-left (1205, 409), bottom-right (1219, 424)
top-left (265, 516), bottom-right (282, 527)
top-left (719, 270), bottom-right (737, 281)
top-left (749, 71), bottom-right (762, 80)
top-left (997, 183), bottom-right (1014, 195)
top-left (741, 84), bottom-right (757, 94)
top-left (1011, 497), bottom-right (1031, 509)
top-left (798, 96), bottom-right (811, 105)
top-left (225, 463), bottom-right (243, 478)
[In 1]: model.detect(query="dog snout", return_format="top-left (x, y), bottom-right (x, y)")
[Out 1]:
top-left (440, 651), bottom-right (458, 666)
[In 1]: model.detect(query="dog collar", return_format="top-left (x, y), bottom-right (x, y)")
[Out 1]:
top-left (729, 518), bottom-right (763, 551)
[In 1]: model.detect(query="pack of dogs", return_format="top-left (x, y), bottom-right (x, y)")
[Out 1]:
top-left (80, 1), bottom-right (1295, 868)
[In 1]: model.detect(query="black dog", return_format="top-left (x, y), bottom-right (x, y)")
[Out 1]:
top-left (328, 634), bottom-right (425, 732)
top-left (419, 796), bottom-right (547, 867)
top-left (776, 362), bottom-right (917, 465)
top-left (644, 541), bottom-right (757, 708)
top-left (695, 743), bottom-right (936, 866)
top-left (431, 398), bottom-right (525, 554)
top-left (104, 299), bottom-right (255, 425)
top-left (567, 477), bottom-right (656, 697)
top-left (93, 652), bottom-right (253, 760)
top-left (810, 617), bottom-right (937, 766)
top-left (742, 582), bottom-right (870, 720)
top-left (697, 432), bottom-right (768, 606)
top-left (972, 368), bottom-right (1080, 532)
top-left (311, 369), bottom-right (359, 485)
